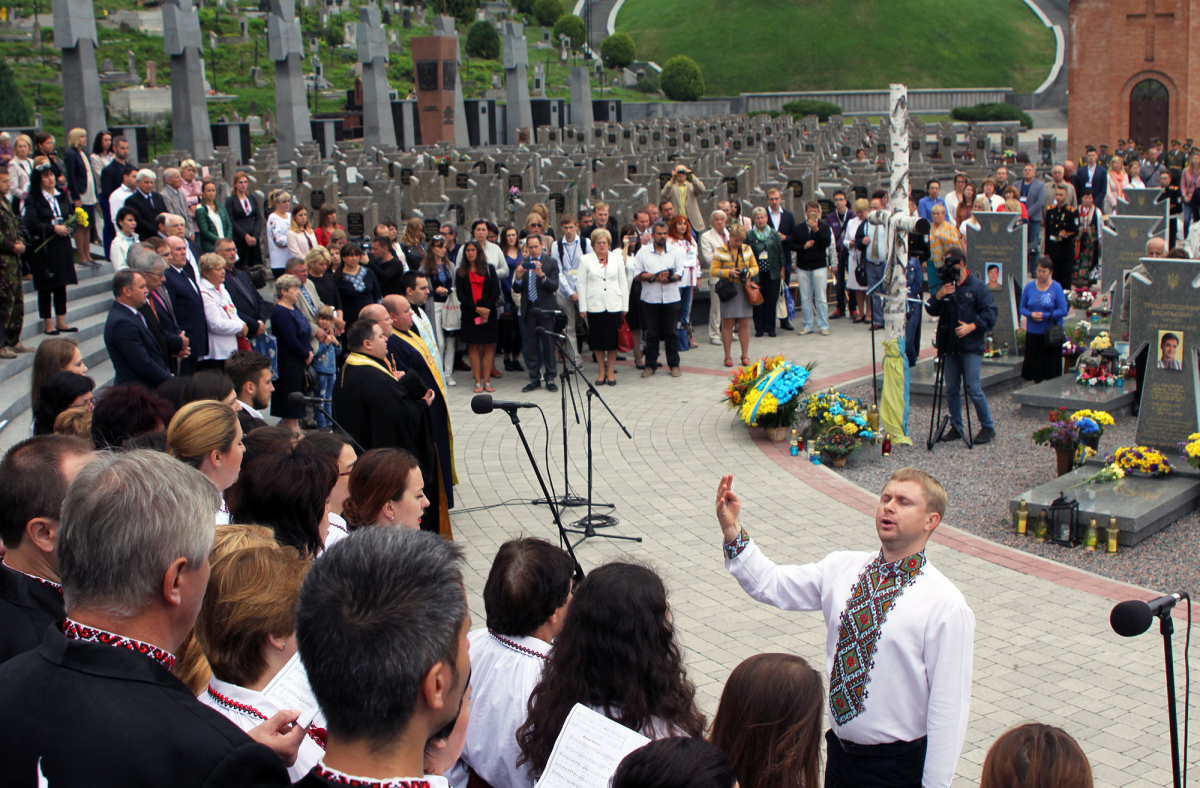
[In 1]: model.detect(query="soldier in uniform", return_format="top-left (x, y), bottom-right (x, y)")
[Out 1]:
top-left (1165, 139), bottom-right (1188, 185)
top-left (1044, 184), bottom-right (1080, 291)
top-left (0, 168), bottom-right (30, 359)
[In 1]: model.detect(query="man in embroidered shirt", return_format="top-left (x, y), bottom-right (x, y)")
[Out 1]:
top-left (715, 468), bottom-right (974, 788)
top-left (449, 537), bottom-right (575, 788)
top-left (294, 527), bottom-right (472, 787)
top-left (0, 435), bottom-right (94, 663)
top-left (0, 450), bottom-right (300, 787)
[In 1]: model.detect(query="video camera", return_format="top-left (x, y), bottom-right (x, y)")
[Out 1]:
top-left (935, 253), bottom-right (965, 289)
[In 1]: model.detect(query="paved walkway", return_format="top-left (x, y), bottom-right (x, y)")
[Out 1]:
top-left (444, 308), bottom-right (1197, 787)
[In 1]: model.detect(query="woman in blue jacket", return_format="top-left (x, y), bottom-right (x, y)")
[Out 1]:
top-left (1019, 256), bottom-right (1069, 382)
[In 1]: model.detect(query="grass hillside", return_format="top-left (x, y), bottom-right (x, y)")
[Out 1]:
top-left (617, 0), bottom-right (1057, 96)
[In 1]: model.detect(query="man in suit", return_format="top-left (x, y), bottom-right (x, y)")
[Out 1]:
top-left (225, 350), bottom-right (274, 434)
top-left (1018, 163), bottom-right (1046, 275)
top-left (163, 235), bottom-right (208, 376)
top-left (0, 435), bottom-right (94, 664)
top-left (105, 270), bottom-right (174, 389)
top-left (127, 251), bottom-right (188, 374)
top-left (512, 234), bottom-right (561, 392)
top-left (159, 168), bottom-right (196, 249)
top-left (699, 208), bottom-right (730, 346)
top-left (125, 170), bottom-right (168, 240)
top-left (216, 237), bottom-right (268, 340)
top-left (99, 136), bottom-right (130, 256)
top-left (1073, 148), bottom-right (1108, 207)
top-left (0, 450), bottom-right (297, 787)
top-left (1140, 144), bottom-right (1167, 187)
top-left (766, 188), bottom-right (798, 331)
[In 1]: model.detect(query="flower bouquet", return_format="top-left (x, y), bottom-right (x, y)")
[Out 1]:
top-left (34, 207), bottom-right (89, 254)
top-left (1071, 409), bottom-right (1114, 437)
top-left (1071, 320), bottom-right (1092, 345)
top-left (1068, 288), bottom-right (1095, 311)
top-left (1062, 339), bottom-right (1082, 357)
top-left (1076, 363), bottom-right (1120, 387)
top-left (1108, 445), bottom-right (1173, 477)
top-left (723, 355), bottom-right (786, 410)
top-left (1089, 331), bottom-right (1112, 353)
top-left (739, 361), bottom-right (815, 431)
top-left (1179, 433), bottom-right (1200, 470)
top-left (1033, 408), bottom-right (1088, 474)
top-left (812, 426), bottom-right (861, 467)
top-left (1069, 461), bottom-right (1126, 488)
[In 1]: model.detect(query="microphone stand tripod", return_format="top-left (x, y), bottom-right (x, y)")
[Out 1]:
top-left (1156, 605), bottom-right (1185, 788)
top-left (531, 331), bottom-right (589, 509)
top-left (287, 393), bottom-right (366, 454)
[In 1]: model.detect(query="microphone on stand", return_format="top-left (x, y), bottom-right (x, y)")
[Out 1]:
top-left (531, 306), bottom-right (567, 319)
top-left (534, 325), bottom-right (569, 342)
top-left (288, 393), bottom-right (332, 404)
top-left (471, 394), bottom-right (538, 414)
top-left (286, 392), bottom-right (365, 453)
top-left (1111, 593), bottom-right (1188, 637)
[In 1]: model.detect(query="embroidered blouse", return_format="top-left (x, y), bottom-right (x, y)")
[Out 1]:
top-left (62, 617), bottom-right (177, 672)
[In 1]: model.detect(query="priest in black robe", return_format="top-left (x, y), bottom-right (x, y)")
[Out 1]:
top-left (332, 318), bottom-right (452, 538)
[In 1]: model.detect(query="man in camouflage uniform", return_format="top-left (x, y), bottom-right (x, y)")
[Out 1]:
top-left (0, 168), bottom-right (31, 359)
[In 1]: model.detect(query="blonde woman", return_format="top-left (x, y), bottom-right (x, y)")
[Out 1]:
top-left (6, 134), bottom-right (34, 209)
top-left (711, 223), bottom-right (758, 367)
top-left (266, 189), bottom-right (292, 274)
top-left (399, 216), bottom-right (428, 270)
top-left (64, 128), bottom-right (98, 265)
top-left (179, 159), bottom-right (203, 216)
top-left (198, 253), bottom-right (248, 362)
top-left (286, 204), bottom-right (318, 259)
top-left (843, 198), bottom-right (870, 323)
top-left (1105, 156), bottom-right (1129, 214)
top-left (576, 228), bottom-right (628, 385)
top-left (1182, 151), bottom-right (1200, 237)
top-left (167, 400), bottom-right (245, 522)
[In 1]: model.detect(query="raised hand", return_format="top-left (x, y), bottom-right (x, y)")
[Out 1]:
top-left (715, 473), bottom-right (742, 543)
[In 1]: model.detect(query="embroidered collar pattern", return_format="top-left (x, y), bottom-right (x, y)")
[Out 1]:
top-left (311, 762), bottom-right (430, 787)
top-left (3, 562), bottom-right (62, 593)
top-left (488, 631), bottom-right (548, 661)
top-left (827, 551), bottom-right (927, 726)
top-left (206, 685), bottom-right (327, 749)
top-left (62, 618), bottom-right (177, 672)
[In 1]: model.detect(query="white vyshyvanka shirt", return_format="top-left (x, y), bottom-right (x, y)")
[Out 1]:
top-left (323, 512), bottom-right (349, 549)
top-left (727, 541), bottom-right (974, 788)
top-left (448, 630), bottom-right (550, 788)
top-left (200, 677), bottom-right (325, 783)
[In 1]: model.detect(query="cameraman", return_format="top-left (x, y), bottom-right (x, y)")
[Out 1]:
top-left (924, 246), bottom-right (997, 444)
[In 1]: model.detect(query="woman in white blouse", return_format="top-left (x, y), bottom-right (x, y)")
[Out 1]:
top-left (197, 253), bottom-right (248, 361)
top-left (109, 206), bottom-right (140, 271)
top-left (266, 190), bottom-right (293, 274)
top-left (6, 134), bottom-right (33, 210)
top-left (576, 229), bottom-right (629, 386)
top-left (287, 204), bottom-right (319, 260)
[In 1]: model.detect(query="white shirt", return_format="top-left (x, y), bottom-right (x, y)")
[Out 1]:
top-left (109, 184), bottom-right (135, 228)
top-left (110, 231), bottom-right (138, 271)
top-left (549, 235), bottom-right (589, 299)
top-left (633, 245), bottom-right (685, 304)
top-left (205, 204), bottom-right (225, 239)
top-left (267, 212), bottom-right (292, 270)
top-left (200, 677), bottom-right (325, 783)
top-left (239, 399), bottom-right (264, 423)
top-left (668, 237), bottom-right (700, 287)
top-left (727, 541), bottom-right (974, 788)
top-left (450, 629), bottom-right (550, 788)
top-left (324, 511), bottom-right (349, 548)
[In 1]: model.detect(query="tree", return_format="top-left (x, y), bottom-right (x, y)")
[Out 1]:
top-left (442, 0), bottom-right (478, 26)
top-left (780, 99), bottom-right (843, 122)
top-left (552, 14), bottom-right (586, 49)
top-left (600, 32), bottom-right (635, 70)
top-left (0, 60), bottom-right (29, 128)
top-left (533, 0), bottom-right (564, 28)
top-left (512, 0), bottom-right (536, 14)
top-left (466, 20), bottom-right (502, 59)
top-left (660, 55), bottom-right (704, 101)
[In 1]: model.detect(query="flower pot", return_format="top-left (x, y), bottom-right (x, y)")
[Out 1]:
top-left (1055, 446), bottom-right (1075, 477)
top-left (1084, 435), bottom-right (1100, 452)
top-left (765, 427), bottom-right (789, 443)
top-left (825, 453), bottom-right (848, 468)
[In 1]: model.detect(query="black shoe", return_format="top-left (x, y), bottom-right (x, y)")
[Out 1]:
top-left (974, 427), bottom-right (996, 445)
top-left (943, 424), bottom-right (962, 442)
top-left (780, 320), bottom-right (795, 331)
top-left (512, 360), bottom-right (524, 372)
top-left (616, 355), bottom-right (628, 361)
top-left (768, 332), bottom-right (777, 338)
top-left (503, 358), bottom-right (515, 371)
top-left (522, 382), bottom-right (541, 392)
top-left (755, 331), bottom-right (764, 338)
top-left (546, 382), bottom-right (559, 392)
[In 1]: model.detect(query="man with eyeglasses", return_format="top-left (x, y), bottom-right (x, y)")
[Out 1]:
top-left (441, 223), bottom-right (460, 261)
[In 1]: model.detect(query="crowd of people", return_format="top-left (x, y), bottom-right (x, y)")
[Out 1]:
top-left (0, 413), bottom-right (1099, 787)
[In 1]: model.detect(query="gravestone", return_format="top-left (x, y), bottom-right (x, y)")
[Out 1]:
top-left (503, 23), bottom-right (533, 145)
top-left (432, 16), bottom-right (470, 149)
top-left (410, 33), bottom-right (459, 145)
top-left (1129, 257), bottom-right (1200, 453)
top-left (1098, 215), bottom-right (1165, 328)
top-left (965, 212), bottom-right (1026, 356)
top-left (357, 4), bottom-right (398, 150)
top-left (1119, 187), bottom-right (1166, 218)
top-left (268, 0), bottom-right (314, 164)
top-left (163, 0), bottom-right (215, 160)
top-left (53, 0), bottom-right (107, 138)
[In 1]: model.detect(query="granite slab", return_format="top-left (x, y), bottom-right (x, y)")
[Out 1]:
top-left (1013, 376), bottom-right (1138, 417)
top-left (909, 357), bottom-right (1023, 402)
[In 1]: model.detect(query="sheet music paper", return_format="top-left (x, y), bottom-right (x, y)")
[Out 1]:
top-left (260, 651), bottom-right (326, 727)
top-left (534, 704), bottom-right (650, 788)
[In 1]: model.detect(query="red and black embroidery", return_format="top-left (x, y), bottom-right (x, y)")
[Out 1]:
top-left (4, 563), bottom-right (63, 594)
top-left (488, 631), bottom-right (548, 661)
top-left (312, 762), bottom-right (430, 787)
top-left (62, 618), bottom-right (177, 672)
top-left (206, 685), bottom-right (327, 749)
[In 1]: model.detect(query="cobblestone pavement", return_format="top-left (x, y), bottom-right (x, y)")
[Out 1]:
top-left (443, 315), bottom-right (1197, 787)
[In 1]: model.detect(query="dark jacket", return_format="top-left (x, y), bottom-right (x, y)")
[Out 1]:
top-left (63, 147), bottom-right (93, 204)
top-left (224, 193), bottom-right (263, 244)
top-left (163, 264), bottom-right (209, 365)
top-left (513, 254), bottom-right (560, 316)
top-left (0, 630), bottom-right (290, 788)
top-left (143, 288), bottom-right (186, 368)
top-left (104, 302), bottom-right (173, 389)
top-left (124, 189), bottom-right (168, 240)
top-left (746, 228), bottom-right (785, 281)
top-left (99, 159), bottom-right (127, 204)
top-left (223, 266), bottom-right (269, 335)
top-left (0, 565), bottom-right (63, 664)
top-left (369, 251), bottom-right (407, 296)
top-left (768, 208), bottom-right (796, 268)
top-left (827, 209), bottom-right (853, 264)
top-left (23, 189), bottom-right (78, 291)
top-left (789, 219), bottom-right (832, 271)
top-left (194, 202), bottom-right (234, 253)
top-left (1072, 165), bottom-right (1108, 206)
top-left (924, 272), bottom-right (997, 355)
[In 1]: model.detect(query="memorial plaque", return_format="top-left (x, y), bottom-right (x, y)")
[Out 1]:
top-left (787, 179), bottom-right (803, 199)
top-left (701, 139), bottom-right (710, 149)
top-left (976, 138), bottom-right (986, 150)
top-left (1130, 257), bottom-right (1200, 452)
top-left (442, 59), bottom-right (457, 91)
top-left (608, 133), bottom-right (617, 144)
top-left (841, 146), bottom-right (852, 157)
top-left (767, 141), bottom-right (776, 152)
top-left (415, 60), bottom-right (439, 91)
top-left (627, 164), bottom-right (638, 177)
top-left (817, 198), bottom-right (834, 216)
top-left (659, 172), bottom-right (672, 189)
top-left (638, 135), bottom-right (647, 145)
top-left (877, 143), bottom-right (887, 154)
top-left (652, 131), bottom-right (661, 141)
top-left (346, 212), bottom-right (365, 237)
top-left (423, 218), bottom-right (441, 239)
top-left (722, 176), bottom-right (738, 195)
top-left (310, 189), bottom-right (325, 210)
top-left (683, 132), bottom-right (691, 142)
top-left (1120, 187), bottom-right (1166, 219)
top-left (474, 161), bottom-right (487, 174)
top-left (450, 204), bottom-right (465, 225)
top-left (549, 193), bottom-right (565, 214)
top-left (1099, 215), bottom-right (1164, 328)
top-left (456, 173), bottom-right (470, 188)
top-left (804, 143), bottom-right (815, 153)
top-left (509, 174), bottom-right (523, 191)
top-left (964, 212), bottom-right (1026, 353)
top-left (733, 140), bottom-right (742, 151)
top-left (400, 167), bottom-right (413, 185)
top-left (668, 137), bottom-right (677, 147)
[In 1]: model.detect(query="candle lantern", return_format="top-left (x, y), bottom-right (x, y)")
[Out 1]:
top-left (1047, 492), bottom-right (1080, 547)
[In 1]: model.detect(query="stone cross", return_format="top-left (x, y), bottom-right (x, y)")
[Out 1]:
top-left (357, 3), bottom-right (397, 149)
top-left (268, 0), bottom-right (314, 164)
top-left (163, 0), bottom-right (215, 159)
top-left (1128, 256), bottom-right (1200, 452)
top-left (964, 212), bottom-right (1026, 353)
top-left (1099, 215), bottom-right (1166, 327)
top-left (569, 66), bottom-right (594, 128)
top-left (503, 22), bottom-right (533, 145)
top-left (53, 0), bottom-right (107, 137)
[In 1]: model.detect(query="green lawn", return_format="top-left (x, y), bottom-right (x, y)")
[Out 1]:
top-left (616, 0), bottom-right (1056, 96)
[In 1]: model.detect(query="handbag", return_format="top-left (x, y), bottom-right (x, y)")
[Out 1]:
top-left (855, 259), bottom-right (868, 287)
top-left (1045, 322), bottom-right (1066, 346)
top-left (714, 278), bottom-right (738, 303)
top-left (302, 363), bottom-right (318, 395)
top-left (617, 316), bottom-right (634, 353)
top-left (744, 279), bottom-right (764, 306)
top-left (441, 288), bottom-right (462, 331)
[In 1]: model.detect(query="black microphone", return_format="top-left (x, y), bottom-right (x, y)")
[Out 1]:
top-left (534, 325), bottom-right (568, 341)
top-left (1111, 593), bottom-right (1188, 637)
top-left (530, 306), bottom-right (567, 319)
top-left (288, 392), bottom-right (332, 407)
top-left (471, 394), bottom-right (538, 414)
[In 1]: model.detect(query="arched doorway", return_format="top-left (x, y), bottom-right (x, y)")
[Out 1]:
top-left (1129, 79), bottom-right (1169, 147)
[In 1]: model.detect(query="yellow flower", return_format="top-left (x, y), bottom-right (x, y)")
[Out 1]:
top-left (843, 423), bottom-right (858, 435)
top-left (834, 415), bottom-right (845, 425)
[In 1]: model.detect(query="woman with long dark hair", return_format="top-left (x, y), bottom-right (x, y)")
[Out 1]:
top-left (32, 371), bottom-right (94, 436)
top-left (229, 439), bottom-right (338, 556)
top-left (455, 239), bottom-right (500, 393)
top-left (301, 431), bottom-right (358, 546)
top-left (334, 242), bottom-right (382, 323)
top-left (423, 235), bottom-right (458, 382)
top-left (516, 562), bottom-right (706, 780)
top-left (24, 163), bottom-right (77, 335)
top-left (618, 223), bottom-right (645, 368)
top-left (341, 447), bottom-right (427, 530)
top-left (498, 225), bottom-right (524, 372)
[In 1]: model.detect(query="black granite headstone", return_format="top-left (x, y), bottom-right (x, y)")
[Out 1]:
top-left (964, 212), bottom-right (1026, 354)
top-left (1119, 187), bottom-right (1164, 217)
top-left (1129, 256), bottom-right (1200, 452)
top-left (423, 219), bottom-right (441, 240)
top-left (310, 189), bottom-right (325, 211)
top-left (1099, 216), bottom-right (1164, 327)
top-left (346, 212), bottom-right (365, 237)
top-left (723, 176), bottom-right (738, 195)
top-left (456, 173), bottom-right (470, 189)
top-left (400, 167), bottom-right (413, 185)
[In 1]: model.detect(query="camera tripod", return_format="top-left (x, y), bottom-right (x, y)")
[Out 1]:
top-left (927, 302), bottom-right (975, 451)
